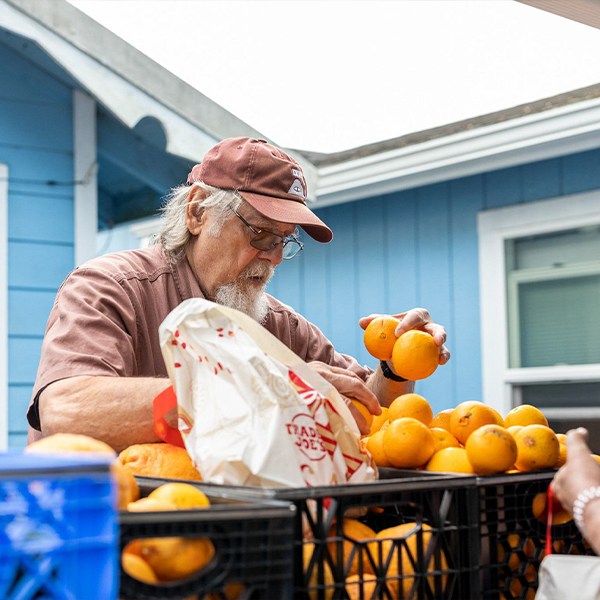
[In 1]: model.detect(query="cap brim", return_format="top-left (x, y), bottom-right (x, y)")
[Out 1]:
top-left (239, 191), bottom-right (333, 243)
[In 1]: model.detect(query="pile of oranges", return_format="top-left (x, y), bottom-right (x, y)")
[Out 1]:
top-left (362, 395), bottom-right (577, 476)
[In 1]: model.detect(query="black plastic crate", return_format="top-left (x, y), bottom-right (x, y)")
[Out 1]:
top-left (139, 473), bottom-right (481, 600)
top-left (119, 480), bottom-right (296, 600)
top-left (475, 470), bottom-right (596, 600)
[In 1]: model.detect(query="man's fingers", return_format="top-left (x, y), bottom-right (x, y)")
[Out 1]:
top-left (439, 346), bottom-right (451, 365)
top-left (566, 428), bottom-right (591, 457)
top-left (345, 399), bottom-right (370, 435)
top-left (359, 314), bottom-right (384, 330)
top-left (394, 308), bottom-right (430, 336)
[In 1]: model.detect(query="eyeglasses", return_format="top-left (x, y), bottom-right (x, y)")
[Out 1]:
top-left (229, 205), bottom-right (304, 259)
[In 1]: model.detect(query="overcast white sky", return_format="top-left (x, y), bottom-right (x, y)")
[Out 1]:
top-left (68, 0), bottom-right (600, 154)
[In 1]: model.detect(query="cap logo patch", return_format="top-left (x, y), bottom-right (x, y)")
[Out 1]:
top-left (288, 178), bottom-right (305, 199)
top-left (292, 168), bottom-right (303, 179)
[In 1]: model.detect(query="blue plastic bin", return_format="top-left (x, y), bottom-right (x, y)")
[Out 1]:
top-left (0, 452), bottom-right (118, 600)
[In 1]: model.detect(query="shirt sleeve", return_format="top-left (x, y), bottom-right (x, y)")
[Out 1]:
top-left (27, 266), bottom-right (139, 430)
top-left (292, 310), bottom-right (374, 381)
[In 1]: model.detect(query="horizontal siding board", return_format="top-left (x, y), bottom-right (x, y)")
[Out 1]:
top-left (414, 182), bottom-right (454, 415)
top-left (8, 290), bottom-right (55, 336)
top-left (8, 337), bottom-right (43, 384)
top-left (562, 148), bottom-right (600, 195)
top-left (449, 175), bottom-right (484, 404)
top-left (8, 385), bottom-right (32, 433)
top-left (8, 241), bottom-right (73, 289)
top-left (9, 194), bottom-right (74, 244)
top-left (0, 98), bottom-right (72, 152)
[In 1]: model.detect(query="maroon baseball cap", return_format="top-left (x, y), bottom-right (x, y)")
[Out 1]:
top-left (187, 137), bottom-right (333, 243)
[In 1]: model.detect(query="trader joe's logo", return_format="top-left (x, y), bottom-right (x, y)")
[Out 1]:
top-left (286, 413), bottom-right (327, 461)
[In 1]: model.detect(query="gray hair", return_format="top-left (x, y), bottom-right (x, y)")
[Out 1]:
top-left (154, 181), bottom-right (242, 262)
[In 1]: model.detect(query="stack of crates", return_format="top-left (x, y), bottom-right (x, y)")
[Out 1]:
top-left (134, 473), bottom-right (480, 599)
top-left (0, 452), bottom-right (118, 600)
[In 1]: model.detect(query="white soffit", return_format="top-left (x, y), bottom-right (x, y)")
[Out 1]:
top-left (315, 95), bottom-right (600, 207)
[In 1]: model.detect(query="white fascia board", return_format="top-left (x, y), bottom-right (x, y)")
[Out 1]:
top-left (0, 1), bottom-right (217, 161)
top-left (315, 97), bottom-right (600, 207)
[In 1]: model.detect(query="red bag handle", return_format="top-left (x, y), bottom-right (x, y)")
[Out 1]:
top-left (153, 385), bottom-right (185, 448)
top-left (545, 483), bottom-right (554, 556)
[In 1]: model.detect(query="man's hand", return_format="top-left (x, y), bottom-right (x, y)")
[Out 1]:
top-left (359, 308), bottom-right (450, 365)
top-left (553, 428), bottom-right (600, 515)
top-left (308, 361), bottom-right (381, 435)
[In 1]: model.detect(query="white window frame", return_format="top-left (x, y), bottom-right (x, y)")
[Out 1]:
top-left (0, 163), bottom-right (7, 450)
top-left (478, 190), bottom-right (600, 418)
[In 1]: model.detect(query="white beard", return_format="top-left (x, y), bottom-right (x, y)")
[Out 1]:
top-left (214, 262), bottom-right (274, 323)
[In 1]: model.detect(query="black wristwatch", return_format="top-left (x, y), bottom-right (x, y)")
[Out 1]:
top-left (380, 360), bottom-right (408, 382)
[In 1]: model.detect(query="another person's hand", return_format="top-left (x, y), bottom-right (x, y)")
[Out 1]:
top-left (359, 308), bottom-right (451, 365)
top-left (552, 428), bottom-right (600, 515)
top-left (308, 361), bottom-right (381, 435)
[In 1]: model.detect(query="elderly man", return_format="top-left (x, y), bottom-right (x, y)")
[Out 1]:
top-left (27, 137), bottom-right (449, 452)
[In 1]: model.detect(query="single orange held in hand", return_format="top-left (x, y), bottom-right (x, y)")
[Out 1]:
top-left (391, 330), bottom-right (440, 380)
top-left (449, 401), bottom-right (498, 445)
top-left (388, 393), bottom-right (433, 426)
top-left (383, 417), bottom-right (435, 468)
top-left (363, 316), bottom-right (400, 360)
top-left (504, 405), bottom-right (548, 428)
top-left (465, 424), bottom-right (517, 475)
top-left (350, 399), bottom-right (374, 433)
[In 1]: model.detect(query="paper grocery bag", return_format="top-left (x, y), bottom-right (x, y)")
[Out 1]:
top-left (159, 298), bottom-right (377, 488)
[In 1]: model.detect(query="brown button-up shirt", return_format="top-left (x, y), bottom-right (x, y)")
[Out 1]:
top-left (28, 245), bottom-right (371, 430)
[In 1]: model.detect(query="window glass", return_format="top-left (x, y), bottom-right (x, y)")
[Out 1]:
top-left (506, 226), bottom-right (600, 368)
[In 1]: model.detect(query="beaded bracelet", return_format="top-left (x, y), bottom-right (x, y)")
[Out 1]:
top-left (572, 486), bottom-right (600, 535)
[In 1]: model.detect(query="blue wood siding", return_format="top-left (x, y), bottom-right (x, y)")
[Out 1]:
top-left (1, 42), bottom-right (75, 447)
top-left (270, 147), bottom-right (600, 415)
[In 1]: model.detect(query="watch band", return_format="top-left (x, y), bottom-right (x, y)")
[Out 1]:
top-left (380, 360), bottom-right (408, 382)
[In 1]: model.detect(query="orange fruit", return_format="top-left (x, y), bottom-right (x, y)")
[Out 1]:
top-left (368, 523), bottom-right (447, 597)
top-left (498, 534), bottom-right (535, 571)
top-left (140, 536), bottom-right (215, 581)
top-left (112, 459), bottom-right (141, 509)
top-left (383, 418), bottom-right (435, 468)
top-left (431, 428), bottom-right (460, 453)
top-left (127, 497), bottom-right (178, 512)
top-left (121, 552), bottom-right (159, 584)
top-left (449, 401), bottom-right (498, 445)
top-left (532, 492), bottom-right (573, 525)
top-left (554, 444), bottom-right (567, 468)
top-left (148, 483), bottom-right (210, 509)
top-left (303, 543), bottom-right (334, 600)
top-left (465, 425), bottom-right (518, 475)
top-left (425, 447), bottom-right (475, 474)
top-left (504, 405), bottom-right (548, 428)
top-left (505, 564), bottom-right (536, 600)
top-left (430, 409), bottom-right (454, 432)
top-left (507, 425), bottom-right (523, 437)
top-left (345, 574), bottom-right (376, 600)
top-left (489, 408), bottom-right (505, 428)
top-left (327, 519), bottom-right (376, 577)
top-left (366, 431), bottom-right (392, 468)
top-left (391, 330), bottom-right (440, 380)
top-left (514, 425), bottom-right (560, 471)
top-left (120, 443), bottom-right (202, 480)
top-left (370, 407), bottom-right (389, 435)
top-left (364, 316), bottom-right (400, 360)
top-left (350, 399), bottom-right (374, 432)
top-left (388, 393), bottom-right (433, 426)
top-left (594, 454), bottom-right (600, 464)
top-left (556, 433), bottom-right (567, 445)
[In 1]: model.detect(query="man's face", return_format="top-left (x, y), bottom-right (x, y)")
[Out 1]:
top-left (186, 199), bottom-right (296, 321)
